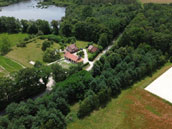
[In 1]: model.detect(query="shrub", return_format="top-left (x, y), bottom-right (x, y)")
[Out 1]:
top-left (41, 41), bottom-right (52, 51)
top-left (17, 42), bottom-right (26, 47)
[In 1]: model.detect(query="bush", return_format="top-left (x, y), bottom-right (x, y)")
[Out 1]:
top-left (40, 35), bottom-right (62, 43)
top-left (17, 42), bottom-right (26, 47)
top-left (77, 50), bottom-right (84, 58)
top-left (41, 41), bottom-right (52, 51)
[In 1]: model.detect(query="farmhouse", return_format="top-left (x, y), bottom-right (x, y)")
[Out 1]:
top-left (64, 52), bottom-right (83, 63)
top-left (66, 44), bottom-right (79, 53)
top-left (88, 45), bottom-right (98, 53)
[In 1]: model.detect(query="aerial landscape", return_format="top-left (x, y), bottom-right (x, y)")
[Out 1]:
top-left (0, 0), bottom-right (172, 128)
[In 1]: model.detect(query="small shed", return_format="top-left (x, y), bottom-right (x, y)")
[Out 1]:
top-left (88, 45), bottom-right (98, 53)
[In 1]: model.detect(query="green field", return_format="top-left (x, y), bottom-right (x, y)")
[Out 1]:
top-left (6, 39), bottom-right (61, 67)
top-left (0, 33), bottom-right (29, 47)
top-left (67, 63), bottom-right (172, 129)
top-left (75, 41), bottom-right (89, 49)
top-left (0, 56), bottom-right (23, 76)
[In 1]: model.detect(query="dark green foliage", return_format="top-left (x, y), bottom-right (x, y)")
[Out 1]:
top-left (43, 48), bottom-right (61, 63)
top-left (41, 40), bottom-right (52, 51)
top-left (60, 22), bottom-right (73, 37)
top-left (0, 66), bottom-right (51, 111)
top-left (77, 50), bottom-right (84, 57)
top-left (77, 93), bottom-right (99, 118)
top-left (51, 64), bottom-right (67, 82)
top-left (119, 5), bottom-right (172, 55)
top-left (0, 16), bottom-right (21, 33)
top-left (51, 20), bottom-right (59, 34)
top-left (98, 33), bottom-right (109, 48)
top-left (64, 4), bottom-right (139, 43)
top-left (40, 34), bottom-right (62, 43)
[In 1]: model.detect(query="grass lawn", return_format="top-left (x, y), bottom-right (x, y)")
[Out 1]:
top-left (58, 59), bottom-right (77, 69)
top-left (0, 56), bottom-right (23, 76)
top-left (75, 41), bottom-right (89, 49)
top-left (6, 39), bottom-right (61, 67)
top-left (68, 62), bottom-right (172, 129)
top-left (0, 33), bottom-right (29, 47)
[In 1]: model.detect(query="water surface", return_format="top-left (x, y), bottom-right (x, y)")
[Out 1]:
top-left (0, 0), bottom-right (66, 22)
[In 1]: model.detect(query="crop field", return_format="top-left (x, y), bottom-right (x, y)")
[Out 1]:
top-left (141, 0), bottom-right (172, 3)
top-left (68, 63), bottom-right (172, 129)
top-left (0, 56), bottom-right (23, 76)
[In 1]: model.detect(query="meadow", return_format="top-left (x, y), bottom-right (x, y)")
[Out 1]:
top-left (6, 39), bottom-right (61, 67)
top-left (67, 63), bottom-right (172, 129)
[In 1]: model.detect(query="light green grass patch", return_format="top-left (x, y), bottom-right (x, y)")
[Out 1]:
top-left (0, 56), bottom-right (23, 76)
top-left (0, 33), bottom-right (29, 47)
top-left (59, 60), bottom-right (76, 69)
top-left (6, 39), bottom-right (61, 67)
top-left (76, 41), bottom-right (89, 49)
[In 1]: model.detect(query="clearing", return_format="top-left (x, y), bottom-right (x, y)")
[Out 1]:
top-left (141, 0), bottom-right (172, 3)
top-left (6, 39), bottom-right (61, 67)
top-left (68, 63), bottom-right (172, 129)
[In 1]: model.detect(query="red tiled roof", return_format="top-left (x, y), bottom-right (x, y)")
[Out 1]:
top-left (64, 52), bottom-right (82, 63)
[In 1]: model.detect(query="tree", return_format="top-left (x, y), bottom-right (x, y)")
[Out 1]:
top-left (21, 19), bottom-right (29, 33)
top-left (82, 6), bottom-right (93, 19)
top-left (43, 48), bottom-right (61, 63)
top-left (77, 93), bottom-right (99, 118)
top-left (51, 20), bottom-right (59, 34)
top-left (27, 21), bottom-right (38, 34)
top-left (34, 109), bottom-right (66, 129)
top-left (36, 20), bottom-right (51, 35)
top-left (60, 23), bottom-right (73, 37)
top-left (51, 64), bottom-right (67, 82)
top-left (41, 41), bottom-right (52, 51)
top-left (0, 36), bottom-right (11, 55)
top-left (98, 33), bottom-right (109, 48)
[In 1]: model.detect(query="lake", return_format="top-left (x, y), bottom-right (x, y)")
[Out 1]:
top-left (0, 0), bottom-right (66, 22)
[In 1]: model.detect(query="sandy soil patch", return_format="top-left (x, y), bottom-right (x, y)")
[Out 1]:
top-left (145, 67), bottom-right (172, 103)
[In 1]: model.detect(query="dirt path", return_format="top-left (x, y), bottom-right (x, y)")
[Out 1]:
top-left (85, 39), bottom-right (116, 71)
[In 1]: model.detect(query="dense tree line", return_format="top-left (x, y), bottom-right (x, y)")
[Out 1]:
top-left (0, 17), bottom-right (56, 35)
top-left (119, 4), bottom-right (172, 57)
top-left (61, 4), bottom-right (140, 47)
top-left (42, 0), bottom-right (138, 6)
